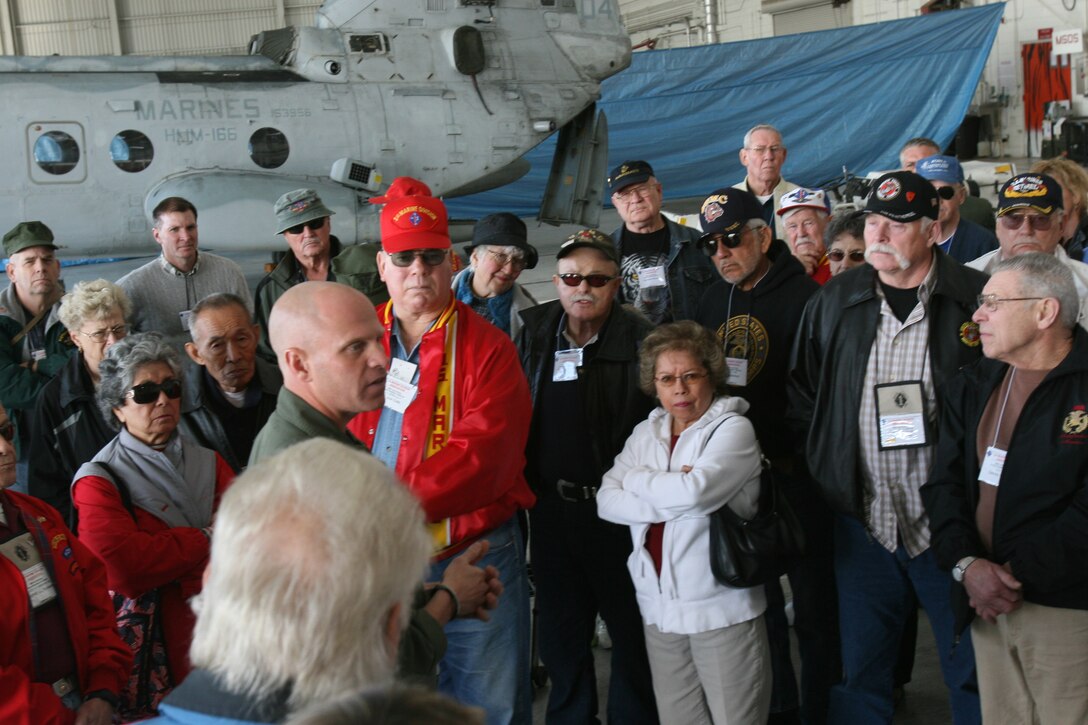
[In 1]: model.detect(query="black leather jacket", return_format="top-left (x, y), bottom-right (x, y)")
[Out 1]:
top-left (179, 357), bottom-right (282, 473)
top-left (517, 300), bottom-right (655, 490)
top-left (787, 249), bottom-right (989, 519)
top-left (922, 327), bottom-right (1088, 632)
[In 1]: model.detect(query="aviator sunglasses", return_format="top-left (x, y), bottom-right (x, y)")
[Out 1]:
top-left (557, 273), bottom-right (618, 288)
top-left (386, 249), bottom-right (448, 267)
top-left (699, 232), bottom-right (746, 257)
top-left (285, 218), bottom-right (326, 235)
top-left (828, 249), bottom-right (866, 263)
top-left (125, 379), bottom-right (183, 405)
top-left (998, 213), bottom-right (1053, 232)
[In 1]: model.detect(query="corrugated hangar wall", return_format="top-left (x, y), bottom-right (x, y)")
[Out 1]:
top-left (0, 0), bottom-right (321, 56)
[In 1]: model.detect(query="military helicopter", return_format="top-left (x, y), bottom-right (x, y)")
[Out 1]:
top-left (0, 0), bottom-right (629, 253)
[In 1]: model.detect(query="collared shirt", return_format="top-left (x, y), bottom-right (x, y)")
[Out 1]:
top-left (857, 261), bottom-right (939, 556)
top-left (372, 314), bottom-right (423, 470)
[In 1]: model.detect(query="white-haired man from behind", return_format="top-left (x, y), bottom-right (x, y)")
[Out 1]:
top-left (143, 438), bottom-right (434, 723)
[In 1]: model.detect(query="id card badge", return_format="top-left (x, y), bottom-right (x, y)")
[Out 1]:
top-left (178, 309), bottom-right (192, 331)
top-left (31, 348), bottom-right (46, 362)
top-left (875, 381), bottom-right (929, 450)
top-left (389, 358), bottom-right (418, 384)
top-left (726, 357), bottom-right (749, 386)
top-left (553, 348), bottom-right (583, 382)
top-left (383, 376), bottom-right (418, 414)
top-left (638, 265), bottom-right (667, 290)
top-left (0, 532), bottom-right (58, 608)
top-left (978, 446), bottom-right (1007, 486)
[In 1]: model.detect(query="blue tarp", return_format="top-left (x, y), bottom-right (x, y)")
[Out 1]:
top-left (447, 3), bottom-right (1005, 219)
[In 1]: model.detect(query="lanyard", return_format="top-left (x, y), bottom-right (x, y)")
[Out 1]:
top-left (990, 369), bottom-right (1016, 448)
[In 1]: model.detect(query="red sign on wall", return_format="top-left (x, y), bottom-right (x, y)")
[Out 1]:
top-left (1039, 28), bottom-right (1053, 41)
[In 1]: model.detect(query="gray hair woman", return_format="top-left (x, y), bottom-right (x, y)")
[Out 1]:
top-left (28, 279), bottom-right (131, 525)
top-left (72, 332), bottom-right (234, 717)
top-left (452, 213), bottom-right (538, 338)
top-left (598, 320), bottom-right (770, 724)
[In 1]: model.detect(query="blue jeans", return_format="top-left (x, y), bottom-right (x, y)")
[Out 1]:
top-left (428, 518), bottom-right (531, 725)
top-left (830, 515), bottom-right (980, 725)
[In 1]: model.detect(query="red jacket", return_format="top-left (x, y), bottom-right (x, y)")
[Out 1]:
top-left (349, 299), bottom-right (535, 558)
top-left (72, 455), bottom-right (234, 683)
top-left (0, 490), bottom-right (131, 725)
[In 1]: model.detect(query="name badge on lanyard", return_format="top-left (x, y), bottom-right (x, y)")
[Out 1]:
top-left (875, 380), bottom-right (928, 450)
top-left (0, 532), bottom-right (58, 609)
top-left (978, 446), bottom-right (1007, 486)
top-left (553, 348), bottom-right (583, 382)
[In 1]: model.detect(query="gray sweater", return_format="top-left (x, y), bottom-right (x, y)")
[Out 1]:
top-left (117, 252), bottom-right (253, 350)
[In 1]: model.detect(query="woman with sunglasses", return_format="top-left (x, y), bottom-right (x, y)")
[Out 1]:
top-left (824, 209), bottom-right (868, 277)
top-left (72, 332), bottom-right (234, 718)
top-left (28, 279), bottom-right (131, 528)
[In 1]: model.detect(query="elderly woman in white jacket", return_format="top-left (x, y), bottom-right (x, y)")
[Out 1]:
top-left (598, 320), bottom-right (771, 725)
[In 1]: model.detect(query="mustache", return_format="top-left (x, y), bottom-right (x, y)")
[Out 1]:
top-left (569, 293), bottom-right (597, 304)
top-left (865, 243), bottom-right (910, 270)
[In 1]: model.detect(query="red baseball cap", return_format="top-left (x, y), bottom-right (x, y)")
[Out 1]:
top-left (369, 176), bottom-right (450, 252)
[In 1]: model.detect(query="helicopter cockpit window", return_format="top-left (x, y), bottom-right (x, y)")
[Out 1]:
top-left (110, 130), bottom-right (154, 173)
top-left (249, 128), bottom-right (289, 169)
top-left (33, 131), bottom-right (80, 176)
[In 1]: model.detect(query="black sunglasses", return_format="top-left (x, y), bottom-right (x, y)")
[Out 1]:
top-left (828, 249), bottom-right (866, 263)
top-left (557, 273), bottom-right (618, 288)
top-left (386, 249), bottom-right (448, 267)
top-left (0, 420), bottom-right (13, 442)
top-left (936, 186), bottom-right (957, 201)
top-left (699, 232), bottom-right (746, 257)
top-left (285, 217), bottom-right (326, 235)
top-left (126, 379), bottom-right (183, 405)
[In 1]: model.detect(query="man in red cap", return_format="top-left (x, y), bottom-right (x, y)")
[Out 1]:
top-left (348, 178), bottom-right (535, 725)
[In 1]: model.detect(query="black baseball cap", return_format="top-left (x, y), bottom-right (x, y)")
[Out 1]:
top-left (862, 171), bottom-right (939, 222)
top-left (607, 160), bottom-right (654, 195)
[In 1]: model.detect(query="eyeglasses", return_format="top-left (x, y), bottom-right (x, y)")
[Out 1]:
top-left (76, 323), bottom-right (128, 343)
top-left (976, 294), bottom-right (1045, 312)
top-left (828, 249), bottom-right (866, 263)
top-left (557, 273), bottom-right (618, 288)
top-left (125, 379), bottom-right (183, 405)
top-left (613, 183), bottom-right (656, 202)
top-left (285, 218), bottom-right (326, 235)
top-left (385, 249), bottom-right (448, 267)
top-left (745, 145), bottom-right (784, 156)
top-left (485, 249), bottom-right (527, 270)
top-left (998, 213), bottom-right (1053, 232)
top-left (699, 231), bottom-right (748, 257)
top-left (0, 420), bottom-right (13, 442)
top-left (654, 371), bottom-right (709, 387)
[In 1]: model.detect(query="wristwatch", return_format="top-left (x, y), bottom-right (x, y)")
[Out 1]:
top-left (952, 556), bottom-right (979, 582)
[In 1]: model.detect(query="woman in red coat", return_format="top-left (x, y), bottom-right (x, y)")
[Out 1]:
top-left (72, 333), bottom-right (233, 717)
top-left (0, 401), bottom-right (131, 725)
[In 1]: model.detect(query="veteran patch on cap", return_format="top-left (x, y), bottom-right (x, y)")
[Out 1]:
top-left (370, 176), bottom-right (450, 252)
top-left (3, 221), bottom-right (57, 257)
top-left (997, 173), bottom-right (1063, 217)
top-left (607, 160), bottom-right (654, 195)
top-left (861, 171), bottom-right (939, 222)
top-left (556, 228), bottom-right (619, 264)
top-left (915, 155), bottom-right (965, 185)
top-left (274, 189), bottom-right (335, 234)
top-left (698, 188), bottom-right (765, 237)
top-left (777, 187), bottom-right (831, 218)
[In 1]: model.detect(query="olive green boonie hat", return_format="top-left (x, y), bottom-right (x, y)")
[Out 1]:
top-left (274, 188), bottom-right (336, 234)
top-left (3, 221), bottom-right (58, 257)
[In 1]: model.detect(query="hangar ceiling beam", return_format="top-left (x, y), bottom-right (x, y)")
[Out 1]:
top-left (106, 0), bottom-right (122, 55)
top-left (274, 0), bottom-right (286, 27)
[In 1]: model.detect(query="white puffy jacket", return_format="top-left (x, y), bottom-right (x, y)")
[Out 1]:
top-left (598, 395), bottom-right (766, 635)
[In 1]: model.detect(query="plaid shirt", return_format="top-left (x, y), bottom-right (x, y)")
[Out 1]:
top-left (857, 262), bottom-right (939, 556)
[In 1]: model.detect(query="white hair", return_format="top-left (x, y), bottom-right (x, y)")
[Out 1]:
top-left (743, 124), bottom-right (784, 150)
top-left (189, 439), bottom-right (432, 709)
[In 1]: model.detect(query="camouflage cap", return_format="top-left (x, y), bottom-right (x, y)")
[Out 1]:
top-left (274, 188), bottom-right (335, 234)
top-left (3, 221), bottom-right (57, 257)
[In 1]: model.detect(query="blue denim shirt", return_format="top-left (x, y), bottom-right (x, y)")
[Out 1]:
top-left (372, 317), bottom-right (423, 470)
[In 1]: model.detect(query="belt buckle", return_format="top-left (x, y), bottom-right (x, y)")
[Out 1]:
top-left (556, 479), bottom-right (596, 502)
top-left (52, 676), bottom-right (74, 697)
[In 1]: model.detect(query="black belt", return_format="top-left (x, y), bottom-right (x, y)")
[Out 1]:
top-left (556, 479), bottom-right (598, 502)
